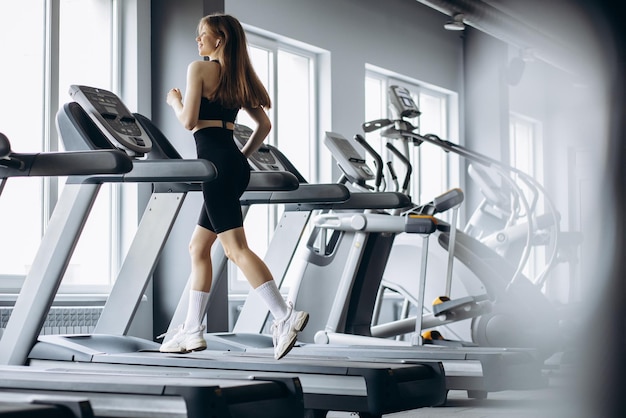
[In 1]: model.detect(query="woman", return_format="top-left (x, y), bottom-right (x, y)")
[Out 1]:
top-left (160, 13), bottom-right (308, 360)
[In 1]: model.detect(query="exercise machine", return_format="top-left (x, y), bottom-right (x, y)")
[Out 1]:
top-left (0, 91), bottom-right (306, 418)
top-left (0, 366), bottom-right (304, 418)
top-left (362, 85), bottom-right (562, 357)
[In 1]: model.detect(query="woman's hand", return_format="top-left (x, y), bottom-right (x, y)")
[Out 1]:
top-left (167, 88), bottom-right (183, 107)
top-left (241, 107), bottom-right (272, 158)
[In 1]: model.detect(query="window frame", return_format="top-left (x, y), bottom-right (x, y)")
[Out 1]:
top-left (509, 112), bottom-right (545, 281)
top-left (364, 65), bottom-right (461, 217)
top-left (228, 29), bottom-right (322, 294)
top-left (0, 0), bottom-right (130, 295)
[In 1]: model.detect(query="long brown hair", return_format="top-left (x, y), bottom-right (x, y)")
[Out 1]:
top-left (199, 14), bottom-right (271, 110)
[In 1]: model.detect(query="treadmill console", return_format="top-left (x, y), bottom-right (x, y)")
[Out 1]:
top-left (389, 85), bottom-right (421, 119)
top-left (68, 85), bottom-right (152, 158)
top-left (233, 124), bottom-right (287, 171)
top-left (324, 131), bottom-right (375, 184)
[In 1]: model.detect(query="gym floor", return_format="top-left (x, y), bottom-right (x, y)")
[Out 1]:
top-left (327, 369), bottom-right (581, 417)
top-left (327, 388), bottom-right (575, 417)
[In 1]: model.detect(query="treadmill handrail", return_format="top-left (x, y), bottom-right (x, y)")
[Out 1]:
top-left (123, 159), bottom-right (216, 182)
top-left (65, 159), bottom-right (217, 184)
top-left (240, 183), bottom-right (350, 205)
top-left (180, 171), bottom-right (304, 194)
top-left (245, 170), bottom-right (299, 191)
top-left (1, 149), bottom-right (133, 178)
top-left (291, 190), bottom-right (411, 211)
top-left (0, 132), bottom-right (11, 159)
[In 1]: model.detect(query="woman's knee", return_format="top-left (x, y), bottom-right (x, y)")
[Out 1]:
top-left (189, 227), bottom-right (216, 261)
top-left (219, 228), bottom-right (250, 264)
top-left (222, 243), bottom-right (248, 264)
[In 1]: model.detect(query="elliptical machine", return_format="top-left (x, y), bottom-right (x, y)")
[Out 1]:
top-left (362, 85), bottom-right (563, 359)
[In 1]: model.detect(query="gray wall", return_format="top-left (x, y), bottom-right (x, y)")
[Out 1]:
top-left (506, 37), bottom-right (607, 301)
top-left (462, 28), bottom-right (509, 213)
top-left (457, 19), bottom-right (606, 302)
top-left (226, 0), bottom-right (463, 145)
top-left (150, 0), bottom-right (225, 334)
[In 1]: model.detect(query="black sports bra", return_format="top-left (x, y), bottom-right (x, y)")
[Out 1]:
top-left (199, 97), bottom-right (239, 122)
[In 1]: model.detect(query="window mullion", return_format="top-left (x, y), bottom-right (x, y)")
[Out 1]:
top-left (270, 48), bottom-right (278, 147)
top-left (110, 0), bottom-right (122, 284)
top-left (111, 0), bottom-right (122, 93)
top-left (268, 47), bottom-right (279, 233)
top-left (43, 0), bottom-right (61, 231)
top-left (308, 57), bottom-right (318, 182)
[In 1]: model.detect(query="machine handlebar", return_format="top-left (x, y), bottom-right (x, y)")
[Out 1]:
top-left (0, 133), bottom-right (10, 159)
top-left (354, 134), bottom-right (383, 191)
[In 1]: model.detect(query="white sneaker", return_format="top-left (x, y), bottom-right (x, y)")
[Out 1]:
top-left (271, 302), bottom-right (309, 360)
top-left (158, 324), bottom-right (207, 353)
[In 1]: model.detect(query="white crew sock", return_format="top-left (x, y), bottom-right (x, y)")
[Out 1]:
top-left (184, 289), bottom-right (210, 330)
top-left (255, 280), bottom-right (289, 320)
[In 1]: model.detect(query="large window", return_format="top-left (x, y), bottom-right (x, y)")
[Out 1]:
top-left (0, 0), bottom-right (119, 292)
top-left (364, 68), bottom-right (460, 209)
top-left (238, 37), bottom-right (318, 182)
top-left (230, 32), bottom-right (320, 293)
top-left (509, 113), bottom-right (545, 282)
top-left (0, 1), bottom-right (46, 290)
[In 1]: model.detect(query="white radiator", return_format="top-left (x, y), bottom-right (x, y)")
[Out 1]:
top-left (0, 306), bottom-right (103, 335)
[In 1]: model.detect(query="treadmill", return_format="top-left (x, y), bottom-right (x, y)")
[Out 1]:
top-left (0, 396), bottom-right (93, 418)
top-left (13, 86), bottom-right (447, 418)
top-left (217, 131), bottom-right (548, 400)
top-left (0, 98), bottom-right (306, 418)
top-left (0, 133), bottom-right (111, 418)
top-left (0, 365), bottom-right (304, 418)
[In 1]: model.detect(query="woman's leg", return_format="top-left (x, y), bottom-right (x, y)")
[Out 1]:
top-left (219, 227), bottom-right (289, 319)
top-left (218, 226), bottom-right (273, 289)
top-left (219, 226), bottom-right (309, 359)
top-left (183, 225), bottom-right (218, 329)
top-left (189, 225), bottom-right (218, 292)
top-left (218, 227), bottom-right (287, 318)
top-left (159, 226), bottom-right (216, 353)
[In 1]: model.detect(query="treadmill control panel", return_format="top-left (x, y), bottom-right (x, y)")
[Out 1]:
top-left (233, 124), bottom-right (287, 171)
top-left (389, 85), bottom-right (421, 119)
top-left (69, 85), bottom-right (152, 158)
top-left (324, 131), bottom-right (375, 183)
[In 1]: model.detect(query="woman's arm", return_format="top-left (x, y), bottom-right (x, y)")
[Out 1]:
top-left (240, 106), bottom-right (272, 158)
top-left (167, 61), bottom-right (218, 130)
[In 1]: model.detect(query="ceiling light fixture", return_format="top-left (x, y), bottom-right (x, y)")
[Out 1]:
top-left (444, 13), bottom-right (465, 31)
top-left (521, 47), bottom-right (535, 63)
